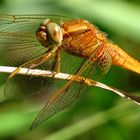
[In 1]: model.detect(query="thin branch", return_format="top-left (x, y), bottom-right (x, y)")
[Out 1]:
top-left (0, 66), bottom-right (140, 106)
top-left (0, 66), bottom-right (70, 80)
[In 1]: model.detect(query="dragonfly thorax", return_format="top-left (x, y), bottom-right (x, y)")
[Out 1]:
top-left (36, 19), bottom-right (63, 48)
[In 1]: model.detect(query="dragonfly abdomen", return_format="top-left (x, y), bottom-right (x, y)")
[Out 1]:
top-left (107, 43), bottom-right (140, 74)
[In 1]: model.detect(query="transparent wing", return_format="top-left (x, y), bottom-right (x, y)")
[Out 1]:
top-left (0, 14), bottom-right (71, 66)
top-left (0, 14), bottom-right (71, 29)
top-left (4, 62), bottom-right (55, 99)
top-left (0, 32), bottom-right (46, 66)
top-left (4, 50), bottom-right (87, 99)
top-left (30, 42), bottom-right (112, 129)
top-left (0, 14), bottom-right (74, 98)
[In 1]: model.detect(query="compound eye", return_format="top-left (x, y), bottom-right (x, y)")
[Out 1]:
top-left (47, 22), bottom-right (63, 44)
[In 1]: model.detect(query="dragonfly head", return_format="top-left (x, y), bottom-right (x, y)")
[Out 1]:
top-left (36, 19), bottom-right (63, 48)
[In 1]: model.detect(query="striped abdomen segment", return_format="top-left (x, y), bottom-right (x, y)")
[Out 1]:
top-left (107, 43), bottom-right (140, 74)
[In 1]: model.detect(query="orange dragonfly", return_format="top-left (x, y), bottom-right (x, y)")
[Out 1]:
top-left (0, 14), bottom-right (140, 130)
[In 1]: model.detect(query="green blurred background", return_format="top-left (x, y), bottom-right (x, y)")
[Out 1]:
top-left (0, 0), bottom-right (140, 139)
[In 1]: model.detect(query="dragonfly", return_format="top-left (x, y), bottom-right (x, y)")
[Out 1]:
top-left (0, 14), bottom-right (140, 130)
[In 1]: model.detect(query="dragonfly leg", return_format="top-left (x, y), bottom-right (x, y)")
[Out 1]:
top-left (51, 47), bottom-right (61, 73)
top-left (8, 47), bottom-right (58, 78)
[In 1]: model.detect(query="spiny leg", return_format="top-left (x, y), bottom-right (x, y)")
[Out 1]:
top-left (9, 47), bottom-right (58, 78)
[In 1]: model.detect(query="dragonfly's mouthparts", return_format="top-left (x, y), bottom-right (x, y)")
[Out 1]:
top-left (36, 25), bottom-right (48, 47)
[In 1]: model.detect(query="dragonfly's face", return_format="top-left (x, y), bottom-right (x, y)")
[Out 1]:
top-left (36, 19), bottom-right (63, 48)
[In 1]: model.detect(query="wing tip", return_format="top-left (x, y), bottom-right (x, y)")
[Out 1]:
top-left (29, 124), bottom-right (37, 131)
top-left (29, 119), bottom-right (40, 131)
